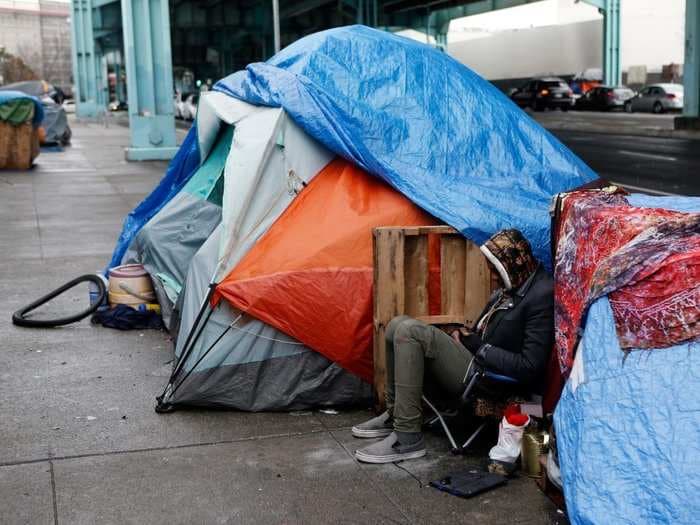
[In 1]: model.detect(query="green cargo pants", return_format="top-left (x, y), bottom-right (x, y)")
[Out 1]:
top-left (385, 315), bottom-right (475, 433)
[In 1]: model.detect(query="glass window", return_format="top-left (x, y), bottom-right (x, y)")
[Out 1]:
top-left (614, 88), bottom-right (634, 98)
top-left (541, 80), bottom-right (567, 88)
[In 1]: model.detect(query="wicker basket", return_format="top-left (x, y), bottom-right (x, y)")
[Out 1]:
top-left (0, 121), bottom-right (40, 170)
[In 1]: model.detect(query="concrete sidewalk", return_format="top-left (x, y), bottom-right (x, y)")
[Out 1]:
top-left (0, 118), bottom-right (559, 525)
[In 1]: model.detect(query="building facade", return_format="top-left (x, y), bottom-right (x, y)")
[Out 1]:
top-left (448, 0), bottom-right (685, 86)
top-left (0, 0), bottom-right (72, 89)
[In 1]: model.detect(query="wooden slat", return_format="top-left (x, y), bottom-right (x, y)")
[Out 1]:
top-left (404, 235), bottom-right (429, 317)
top-left (440, 235), bottom-right (467, 319)
top-left (372, 229), bottom-right (405, 410)
top-left (372, 226), bottom-right (497, 411)
top-left (415, 314), bottom-right (465, 325)
top-left (464, 240), bottom-right (494, 326)
top-left (491, 270), bottom-right (502, 292)
top-left (374, 225), bottom-right (458, 237)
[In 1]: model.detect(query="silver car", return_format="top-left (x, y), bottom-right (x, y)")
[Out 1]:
top-left (625, 83), bottom-right (683, 113)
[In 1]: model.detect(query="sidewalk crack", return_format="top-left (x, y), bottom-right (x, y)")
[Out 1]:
top-left (30, 176), bottom-right (44, 260)
top-left (327, 430), bottom-right (416, 525)
top-left (49, 460), bottom-right (59, 525)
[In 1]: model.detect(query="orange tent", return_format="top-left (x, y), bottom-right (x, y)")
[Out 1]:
top-left (215, 158), bottom-right (439, 381)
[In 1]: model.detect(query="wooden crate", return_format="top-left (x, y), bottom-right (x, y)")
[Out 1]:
top-left (372, 225), bottom-right (498, 408)
top-left (0, 121), bottom-right (39, 170)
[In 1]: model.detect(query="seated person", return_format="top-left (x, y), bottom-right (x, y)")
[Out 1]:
top-left (353, 229), bottom-right (554, 464)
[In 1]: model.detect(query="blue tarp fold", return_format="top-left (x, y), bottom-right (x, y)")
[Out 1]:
top-left (215, 25), bottom-right (596, 264)
top-left (107, 126), bottom-right (200, 270)
top-left (109, 25), bottom-right (597, 271)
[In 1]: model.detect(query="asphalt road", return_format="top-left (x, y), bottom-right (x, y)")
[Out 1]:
top-left (551, 130), bottom-right (700, 196)
top-left (161, 110), bottom-right (700, 197)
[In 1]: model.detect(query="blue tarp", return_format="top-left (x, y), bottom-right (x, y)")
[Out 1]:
top-left (214, 25), bottom-right (597, 265)
top-left (107, 126), bottom-right (200, 270)
top-left (555, 194), bottom-right (700, 525)
top-left (0, 90), bottom-right (44, 125)
top-left (109, 25), bottom-right (596, 271)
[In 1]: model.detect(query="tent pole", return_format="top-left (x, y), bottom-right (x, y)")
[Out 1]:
top-left (166, 322), bottom-right (234, 402)
top-left (155, 283), bottom-right (216, 410)
top-left (172, 283), bottom-right (216, 370)
top-left (170, 282), bottom-right (216, 378)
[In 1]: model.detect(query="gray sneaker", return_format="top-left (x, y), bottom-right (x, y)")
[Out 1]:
top-left (355, 432), bottom-right (426, 464)
top-left (351, 411), bottom-right (394, 438)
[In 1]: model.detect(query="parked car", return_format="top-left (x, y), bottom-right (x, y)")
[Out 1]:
top-left (574, 85), bottom-right (635, 111)
top-left (0, 80), bottom-right (65, 104)
top-left (182, 93), bottom-right (199, 121)
top-left (108, 99), bottom-right (128, 112)
top-left (510, 77), bottom-right (574, 111)
top-left (624, 83), bottom-right (684, 114)
top-left (62, 99), bottom-right (76, 114)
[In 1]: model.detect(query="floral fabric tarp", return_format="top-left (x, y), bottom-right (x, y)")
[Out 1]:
top-left (553, 189), bottom-right (700, 375)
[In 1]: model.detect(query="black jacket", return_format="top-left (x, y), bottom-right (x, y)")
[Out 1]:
top-left (474, 266), bottom-right (554, 390)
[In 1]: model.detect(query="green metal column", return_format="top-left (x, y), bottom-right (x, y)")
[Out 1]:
top-left (95, 44), bottom-right (108, 109)
top-left (422, 11), bottom-right (448, 50)
top-left (581, 0), bottom-right (621, 85)
top-left (70, 0), bottom-right (100, 118)
top-left (356, 0), bottom-right (378, 26)
top-left (115, 61), bottom-right (126, 104)
top-left (434, 15), bottom-right (449, 51)
top-left (120, 0), bottom-right (177, 160)
top-left (603, 0), bottom-right (621, 85)
top-left (676, 0), bottom-right (700, 129)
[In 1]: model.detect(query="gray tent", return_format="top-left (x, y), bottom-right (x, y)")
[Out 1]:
top-left (125, 93), bottom-right (371, 411)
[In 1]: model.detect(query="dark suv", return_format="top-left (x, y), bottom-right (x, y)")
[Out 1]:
top-left (575, 85), bottom-right (635, 111)
top-left (511, 77), bottom-right (574, 111)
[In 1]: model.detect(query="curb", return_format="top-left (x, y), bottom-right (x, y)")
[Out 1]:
top-left (540, 123), bottom-right (700, 141)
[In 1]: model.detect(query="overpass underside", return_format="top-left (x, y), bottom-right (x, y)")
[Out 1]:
top-left (73, 0), bottom-right (697, 161)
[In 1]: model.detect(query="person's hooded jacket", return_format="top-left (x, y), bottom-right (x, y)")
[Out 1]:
top-left (460, 229), bottom-right (554, 390)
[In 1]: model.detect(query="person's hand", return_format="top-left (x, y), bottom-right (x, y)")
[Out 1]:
top-left (457, 328), bottom-right (484, 353)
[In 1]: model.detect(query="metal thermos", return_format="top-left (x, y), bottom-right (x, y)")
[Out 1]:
top-left (521, 429), bottom-right (548, 478)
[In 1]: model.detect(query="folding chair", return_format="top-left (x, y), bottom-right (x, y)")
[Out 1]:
top-left (423, 367), bottom-right (525, 455)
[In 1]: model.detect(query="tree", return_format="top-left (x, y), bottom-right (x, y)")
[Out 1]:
top-left (0, 48), bottom-right (39, 85)
top-left (40, 34), bottom-right (71, 88)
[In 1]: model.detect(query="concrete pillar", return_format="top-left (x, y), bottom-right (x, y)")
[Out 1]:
top-left (676, 0), bottom-right (700, 130)
top-left (120, 0), bottom-right (177, 160)
top-left (115, 61), bottom-right (126, 104)
top-left (70, 0), bottom-right (100, 118)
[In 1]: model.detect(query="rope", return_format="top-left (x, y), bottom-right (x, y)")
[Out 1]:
top-left (228, 315), bottom-right (305, 345)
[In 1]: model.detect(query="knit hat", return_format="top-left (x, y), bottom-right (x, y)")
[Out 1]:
top-left (480, 229), bottom-right (538, 290)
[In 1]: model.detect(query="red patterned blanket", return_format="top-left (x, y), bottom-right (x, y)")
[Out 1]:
top-left (553, 190), bottom-right (700, 375)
